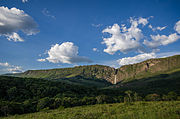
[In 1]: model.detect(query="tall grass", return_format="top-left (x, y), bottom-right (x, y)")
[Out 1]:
top-left (2, 101), bottom-right (180, 119)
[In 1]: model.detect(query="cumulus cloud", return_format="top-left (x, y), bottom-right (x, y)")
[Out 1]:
top-left (101, 17), bottom-right (180, 67)
top-left (0, 6), bottom-right (39, 42)
top-left (37, 59), bottom-right (46, 62)
top-left (42, 8), bottom-right (55, 19)
top-left (117, 53), bottom-right (156, 66)
top-left (91, 24), bottom-right (103, 28)
top-left (145, 20), bottom-right (180, 48)
top-left (92, 48), bottom-right (99, 52)
top-left (102, 17), bottom-right (148, 55)
top-left (6, 32), bottom-right (24, 42)
top-left (116, 51), bottom-right (180, 67)
top-left (7, 66), bottom-right (23, 73)
top-left (156, 51), bottom-right (180, 58)
top-left (138, 17), bottom-right (148, 26)
top-left (144, 33), bottom-right (180, 48)
top-left (22, 0), bottom-right (28, 3)
top-left (148, 24), bottom-right (167, 31)
top-left (175, 20), bottom-right (180, 34)
top-left (0, 62), bottom-right (10, 67)
top-left (0, 62), bottom-right (23, 73)
top-left (156, 26), bottom-right (167, 31)
top-left (44, 42), bottom-right (92, 64)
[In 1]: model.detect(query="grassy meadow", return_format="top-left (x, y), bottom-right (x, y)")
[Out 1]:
top-left (2, 101), bottom-right (180, 119)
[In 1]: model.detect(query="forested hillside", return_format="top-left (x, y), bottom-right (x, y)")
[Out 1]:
top-left (1, 71), bottom-right (180, 116)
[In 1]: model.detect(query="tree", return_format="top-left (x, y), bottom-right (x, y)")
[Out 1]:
top-left (133, 92), bottom-right (142, 101)
top-left (37, 97), bottom-right (53, 111)
top-left (125, 90), bottom-right (133, 102)
top-left (167, 91), bottom-right (177, 101)
top-left (145, 93), bottom-right (161, 101)
top-left (96, 95), bottom-right (112, 104)
top-left (7, 87), bottom-right (18, 101)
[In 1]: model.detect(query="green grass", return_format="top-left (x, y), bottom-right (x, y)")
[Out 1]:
top-left (2, 101), bottom-right (180, 119)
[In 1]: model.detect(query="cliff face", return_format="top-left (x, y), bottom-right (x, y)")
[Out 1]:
top-left (116, 55), bottom-right (180, 83)
top-left (19, 55), bottom-right (180, 84)
top-left (21, 65), bottom-right (116, 82)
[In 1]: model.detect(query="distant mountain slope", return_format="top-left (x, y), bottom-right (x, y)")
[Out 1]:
top-left (15, 55), bottom-right (180, 84)
top-left (15, 65), bottom-right (115, 86)
top-left (116, 55), bottom-right (180, 83)
top-left (109, 67), bottom-right (180, 95)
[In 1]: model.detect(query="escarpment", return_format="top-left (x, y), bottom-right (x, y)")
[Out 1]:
top-left (17, 55), bottom-right (180, 84)
top-left (115, 55), bottom-right (180, 83)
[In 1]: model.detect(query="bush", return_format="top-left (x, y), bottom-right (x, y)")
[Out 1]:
top-left (145, 93), bottom-right (161, 101)
top-left (37, 97), bottom-right (53, 111)
top-left (0, 101), bottom-right (24, 116)
top-left (96, 95), bottom-right (113, 104)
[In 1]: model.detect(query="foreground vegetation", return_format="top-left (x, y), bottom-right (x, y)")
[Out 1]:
top-left (1, 55), bottom-right (180, 118)
top-left (2, 101), bottom-right (180, 119)
top-left (0, 74), bottom-right (180, 117)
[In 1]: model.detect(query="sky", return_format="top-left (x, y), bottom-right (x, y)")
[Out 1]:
top-left (0, 0), bottom-right (180, 74)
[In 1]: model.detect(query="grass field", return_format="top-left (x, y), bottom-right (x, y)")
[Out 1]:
top-left (2, 101), bottom-right (180, 119)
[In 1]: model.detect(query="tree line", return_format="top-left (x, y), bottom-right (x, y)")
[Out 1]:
top-left (0, 76), bottom-right (179, 116)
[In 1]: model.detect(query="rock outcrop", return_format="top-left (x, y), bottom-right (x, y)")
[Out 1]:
top-left (18, 55), bottom-right (180, 84)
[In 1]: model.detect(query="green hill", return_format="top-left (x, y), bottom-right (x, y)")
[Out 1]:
top-left (116, 55), bottom-right (180, 83)
top-left (2, 101), bottom-right (180, 119)
top-left (14, 65), bottom-right (115, 87)
top-left (20, 65), bottom-right (115, 80)
top-left (13, 55), bottom-right (180, 85)
top-left (0, 68), bottom-right (180, 117)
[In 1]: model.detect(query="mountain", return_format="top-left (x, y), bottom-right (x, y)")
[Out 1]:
top-left (14, 65), bottom-right (114, 87)
top-left (115, 55), bottom-right (180, 83)
top-left (14, 55), bottom-right (180, 85)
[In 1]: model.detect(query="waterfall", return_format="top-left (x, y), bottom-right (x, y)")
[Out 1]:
top-left (114, 75), bottom-right (117, 84)
top-left (114, 69), bottom-right (118, 84)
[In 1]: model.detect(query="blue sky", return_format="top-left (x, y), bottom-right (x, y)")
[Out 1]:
top-left (0, 0), bottom-right (180, 74)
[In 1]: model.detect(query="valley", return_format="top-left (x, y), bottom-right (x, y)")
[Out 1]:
top-left (1, 55), bottom-right (180, 118)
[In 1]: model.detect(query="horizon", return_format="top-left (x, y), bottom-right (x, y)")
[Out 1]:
top-left (0, 0), bottom-right (180, 74)
top-left (2, 54), bottom-right (179, 74)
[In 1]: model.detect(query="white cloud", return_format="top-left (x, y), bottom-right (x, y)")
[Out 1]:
top-left (91, 24), bottom-right (103, 28)
top-left (45, 42), bottom-right (92, 64)
top-left (0, 6), bottom-right (39, 42)
top-left (6, 32), bottom-right (24, 42)
top-left (0, 62), bottom-right (23, 73)
top-left (117, 53), bottom-right (156, 66)
top-left (7, 66), bottom-right (23, 73)
top-left (157, 26), bottom-right (167, 31)
top-left (156, 51), bottom-right (180, 58)
top-left (92, 48), bottom-right (99, 52)
top-left (102, 51), bottom-right (180, 68)
top-left (42, 8), bottom-right (55, 19)
top-left (101, 17), bottom-right (180, 68)
top-left (144, 33), bottom-right (180, 48)
top-left (100, 60), bottom-right (120, 68)
top-left (37, 59), bottom-right (46, 62)
top-left (22, 0), bottom-right (28, 3)
top-left (148, 24), bottom-right (167, 31)
top-left (174, 20), bottom-right (180, 34)
top-left (0, 62), bottom-right (10, 67)
top-left (102, 17), bottom-right (148, 55)
top-left (138, 17), bottom-right (148, 26)
top-left (148, 24), bottom-right (153, 29)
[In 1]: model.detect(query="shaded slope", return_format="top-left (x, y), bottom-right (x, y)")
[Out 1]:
top-left (110, 68), bottom-right (180, 95)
